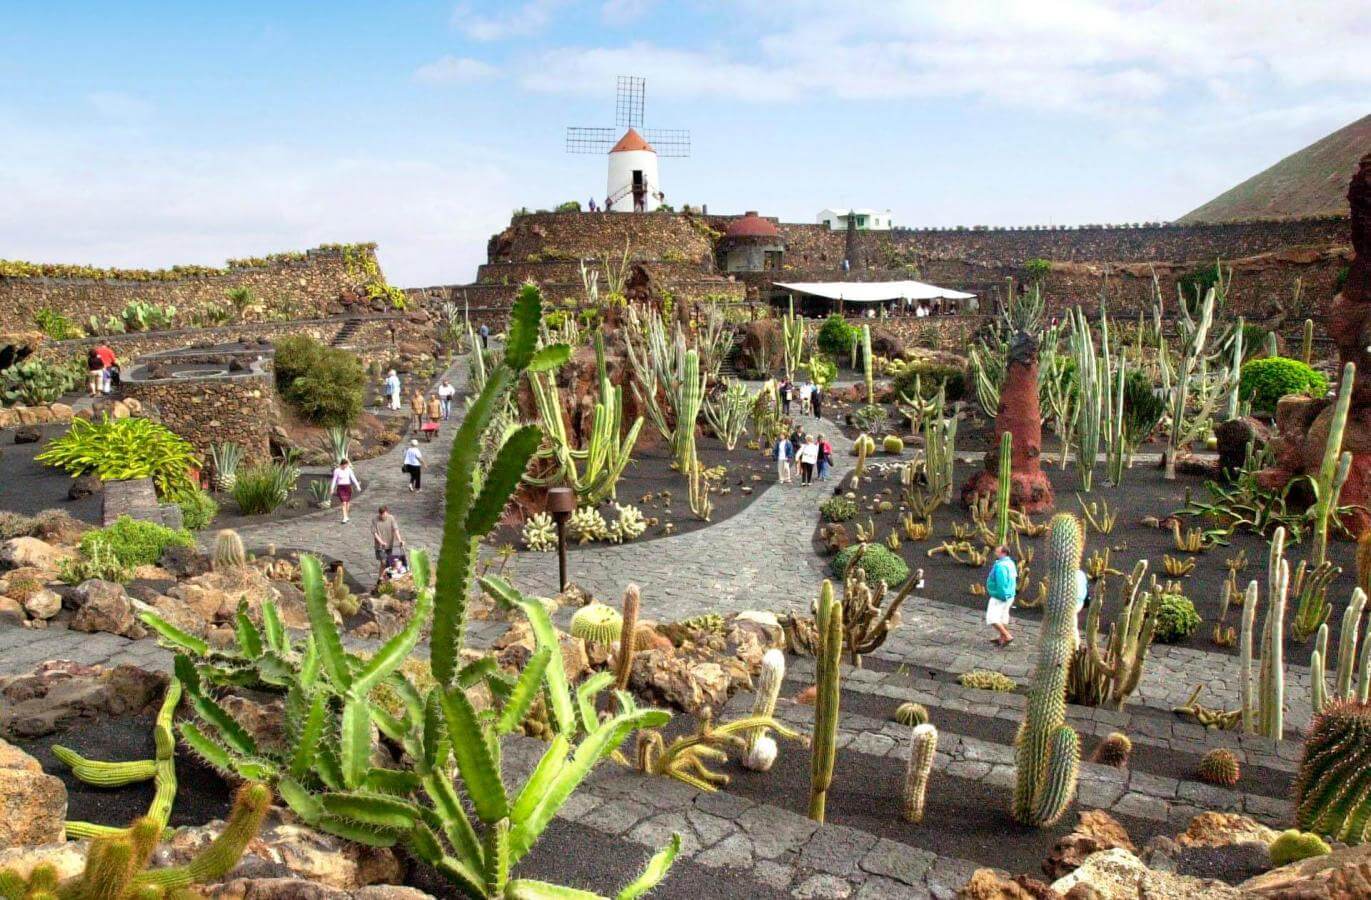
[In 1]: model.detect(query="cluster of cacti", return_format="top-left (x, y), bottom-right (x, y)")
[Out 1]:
top-left (808, 580), bottom-right (843, 823)
top-left (568, 505), bottom-right (610, 543)
top-left (1068, 561), bottom-right (1156, 710)
top-left (637, 708), bottom-right (801, 792)
top-left (1067, 306), bottom-right (1107, 490)
top-left (1156, 270), bottom-right (1234, 479)
top-left (521, 511), bottom-right (557, 551)
top-left (902, 724), bottom-right (938, 824)
top-left (1294, 699), bottom-right (1371, 842)
top-left (142, 286), bottom-right (682, 898)
top-left (1295, 362), bottom-right (1355, 641)
top-left (703, 379), bottom-right (752, 450)
top-left (744, 649), bottom-right (786, 771)
top-left (1090, 732), bottom-right (1132, 768)
top-left (1310, 587), bottom-right (1371, 714)
top-left (570, 600), bottom-right (623, 644)
top-left (1197, 748), bottom-right (1241, 787)
top-left (921, 388), bottom-right (958, 503)
top-left (1292, 559), bottom-right (1340, 643)
top-left (686, 456), bottom-right (713, 521)
top-left (1240, 528), bottom-right (1289, 739)
top-left (1173, 684), bottom-right (1242, 730)
top-left (0, 782), bottom-right (270, 900)
top-left (894, 702), bottom-right (930, 727)
top-left (902, 514), bottom-right (931, 541)
top-left (607, 502), bottom-right (648, 543)
top-left (897, 377), bottom-right (940, 434)
top-left (959, 669), bottom-right (1017, 692)
top-left (623, 306), bottom-right (708, 476)
top-left (326, 567), bottom-right (360, 618)
top-left (211, 528), bottom-right (247, 571)
top-left (1170, 520), bottom-right (1212, 553)
top-left (1012, 513), bottom-right (1083, 827)
top-left (782, 298), bottom-right (805, 380)
top-left (1270, 829), bottom-right (1332, 866)
top-left (1163, 554), bottom-right (1196, 577)
top-left (1078, 496), bottom-right (1117, 535)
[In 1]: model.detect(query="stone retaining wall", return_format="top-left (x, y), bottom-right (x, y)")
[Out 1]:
top-left (118, 357), bottom-right (274, 464)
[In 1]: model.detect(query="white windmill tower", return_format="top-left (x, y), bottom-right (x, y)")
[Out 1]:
top-left (566, 76), bottom-right (691, 213)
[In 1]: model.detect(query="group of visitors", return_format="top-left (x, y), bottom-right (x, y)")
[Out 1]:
top-left (778, 378), bottom-right (823, 419)
top-left (84, 343), bottom-right (118, 397)
top-left (323, 462), bottom-right (408, 585)
top-left (983, 543), bottom-right (1090, 647)
top-left (774, 427), bottom-right (833, 486)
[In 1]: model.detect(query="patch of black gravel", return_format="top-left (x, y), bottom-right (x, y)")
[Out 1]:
top-left (0, 423), bottom-right (103, 523)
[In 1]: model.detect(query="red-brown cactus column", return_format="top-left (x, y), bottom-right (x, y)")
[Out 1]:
top-left (961, 331), bottom-right (1054, 513)
top-left (1258, 152), bottom-right (1371, 535)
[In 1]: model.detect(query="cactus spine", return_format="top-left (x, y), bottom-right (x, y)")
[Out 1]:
top-left (1310, 362), bottom-right (1355, 569)
top-left (614, 584), bottom-right (641, 692)
top-left (1294, 699), bottom-right (1371, 843)
top-left (744, 648), bottom-right (785, 771)
top-left (1302, 318), bottom-right (1315, 365)
top-left (861, 325), bottom-right (874, 404)
top-left (995, 431), bottom-right (1012, 545)
top-left (902, 723), bottom-right (938, 823)
top-left (1011, 513), bottom-right (1082, 827)
top-left (808, 580), bottom-right (842, 823)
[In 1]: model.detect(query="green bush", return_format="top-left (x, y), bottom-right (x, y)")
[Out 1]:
top-left (34, 308), bottom-right (83, 340)
top-left (816, 315), bottom-right (857, 358)
top-left (1, 357), bottom-right (81, 405)
top-left (273, 335), bottom-right (364, 426)
top-left (79, 515), bottom-right (192, 568)
top-left (59, 536), bottom-right (131, 584)
top-left (819, 497), bottom-right (857, 522)
top-left (1153, 591), bottom-right (1201, 643)
top-left (1121, 369), bottom-right (1165, 446)
top-left (1239, 357), bottom-right (1329, 412)
top-left (37, 416), bottom-right (199, 501)
top-left (891, 359), bottom-right (966, 403)
top-left (232, 462), bottom-right (294, 515)
top-left (831, 543), bottom-right (910, 587)
top-left (177, 489), bottom-right (219, 530)
top-left (800, 354), bottom-right (837, 388)
top-left (554, 200), bottom-right (582, 212)
top-left (852, 404), bottom-right (886, 433)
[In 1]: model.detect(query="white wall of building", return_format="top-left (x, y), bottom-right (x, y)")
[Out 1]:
top-left (817, 208), bottom-right (894, 230)
top-left (607, 149), bottom-right (661, 213)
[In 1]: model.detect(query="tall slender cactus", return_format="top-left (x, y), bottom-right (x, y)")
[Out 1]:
top-left (809, 580), bottom-right (842, 823)
top-left (862, 324), bottom-right (874, 403)
top-left (902, 724), bottom-right (938, 824)
top-left (995, 432), bottom-right (1012, 545)
top-left (1310, 362), bottom-right (1356, 569)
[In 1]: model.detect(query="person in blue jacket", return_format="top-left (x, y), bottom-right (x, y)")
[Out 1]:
top-left (985, 544), bottom-right (1018, 646)
top-left (773, 433), bottom-right (794, 484)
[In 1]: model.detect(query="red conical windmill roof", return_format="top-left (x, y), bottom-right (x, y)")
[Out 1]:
top-left (610, 128), bottom-right (656, 154)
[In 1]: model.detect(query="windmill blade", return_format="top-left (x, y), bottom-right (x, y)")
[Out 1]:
top-left (566, 127), bottom-right (617, 154)
top-left (644, 129), bottom-right (691, 158)
top-left (616, 75), bottom-right (645, 128)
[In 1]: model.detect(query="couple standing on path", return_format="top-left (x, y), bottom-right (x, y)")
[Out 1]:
top-left (983, 543), bottom-right (1090, 647)
top-left (774, 428), bottom-right (833, 486)
top-left (778, 377), bottom-right (822, 419)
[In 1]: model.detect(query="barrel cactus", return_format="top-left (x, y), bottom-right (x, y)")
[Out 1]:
top-left (959, 669), bottom-right (1016, 692)
top-left (882, 435), bottom-right (905, 454)
top-left (570, 601), bottom-right (623, 645)
top-left (1089, 732), bottom-right (1132, 769)
top-left (894, 702), bottom-right (929, 727)
top-left (902, 723), bottom-right (938, 824)
top-left (1011, 513), bottom-right (1083, 827)
top-left (1197, 748), bottom-right (1241, 788)
top-left (1269, 829), bottom-right (1332, 866)
top-left (1294, 699), bottom-right (1371, 842)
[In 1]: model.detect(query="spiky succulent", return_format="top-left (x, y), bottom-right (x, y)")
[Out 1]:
top-left (568, 506), bottom-right (610, 544)
top-left (1090, 732), bottom-right (1133, 769)
top-left (212, 529), bottom-right (246, 571)
top-left (521, 511), bottom-right (557, 552)
top-left (570, 601), bottom-right (624, 645)
top-left (1269, 829), bottom-right (1332, 866)
top-left (1295, 699), bottom-right (1371, 842)
top-left (893, 702), bottom-right (930, 727)
top-left (608, 503), bottom-right (647, 543)
top-left (1197, 747), bottom-right (1241, 788)
top-left (959, 669), bottom-right (1017, 692)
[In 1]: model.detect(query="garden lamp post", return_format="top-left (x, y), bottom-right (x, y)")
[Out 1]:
top-left (547, 487), bottom-right (576, 591)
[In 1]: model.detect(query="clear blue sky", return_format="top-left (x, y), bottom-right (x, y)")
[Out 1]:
top-left (1, 1), bottom-right (1366, 286)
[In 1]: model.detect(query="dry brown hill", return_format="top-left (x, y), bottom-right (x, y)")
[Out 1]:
top-left (1178, 114), bottom-right (1370, 223)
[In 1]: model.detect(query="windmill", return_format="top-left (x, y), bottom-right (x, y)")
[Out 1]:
top-left (566, 76), bottom-right (690, 212)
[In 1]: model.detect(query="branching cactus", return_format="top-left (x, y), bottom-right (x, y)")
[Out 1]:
top-left (744, 649), bottom-right (786, 771)
top-left (1012, 513), bottom-right (1083, 827)
top-left (782, 298), bottom-right (805, 381)
top-left (902, 723), bottom-right (938, 824)
top-left (808, 580), bottom-right (843, 823)
top-left (1071, 561), bottom-right (1156, 710)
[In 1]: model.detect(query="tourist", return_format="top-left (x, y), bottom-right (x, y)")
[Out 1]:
top-left (409, 389), bottom-right (425, 431)
top-left (86, 348), bottom-right (104, 398)
top-left (788, 425), bottom-right (804, 479)
top-left (984, 545), bottom-right (1017, 646)
top-left (384, 369), bottom-right (402, 410)
top-left (372, 506), bottom-right (403, 583)
top-left (403, 439), bottom-right (424, 492)
top-left (773, 432), bottom-right (794, 484)
top-left (1075, 566), bottom-right (1090, 642)
top-left (95, 343), bottom-right (116, 394)
top-left (798, 435), bottom-right (819, 485)
top-left (817, 433), bottom-right (832, 481)
top-left (437, 378), bottom-right (456, 419)
top-left (426, 392), bottom-right (442, 427)
top-left (330, 458), bottom-right (362, 524)
top-left (779, 379), bottom-right (792, 416)
top-left (811, 385), bottom-right (823, 420)
top-left (478, 323), bottom-right (490, 349)
top-left (799, 381), bottom-right (813, 417)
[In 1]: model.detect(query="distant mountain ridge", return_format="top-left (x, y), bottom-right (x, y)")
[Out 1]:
top-left (1178, 114), bottom-right (1370, 224)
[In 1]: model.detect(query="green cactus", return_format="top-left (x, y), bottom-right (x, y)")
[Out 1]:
top-left (959, 669), bottom-right (1017, 692)
top-left (1302, 318), bottom-right (1315, 366)
top-left (1011, 513), bottom-right (1083, 827)
top-left (1311, 587), bottom-right (1371, 714)
top-left (1070, 561), bottom-right (1156, 709)
top-left (744, 648), bottom-right (786, 771)
top-left (1270, 829), bottom-right (1331, 866)
top-left (1089, 732), bottom-right (1132, 768)
top-left (922, 390), bottom-right (958, 504)
top-left (1310, 362), bottom-right (1355, 570)
top-left (808, 580), bottom-right (842, 823)
top-left (995, 431), bottom-right (1012, 545)
top-left (672, 349), bottom-right (705, 473)
top-left (570, 601), bottom-right (623, 645)
top-left (1197, 748), bottom-right (1241, 788)
top-left (902, 723), bottom-right (938, 824)
top-left (614, 584), bottom-right (641, 692)
top-left (1242, 528), bottom-right (1290, 738)
top-left (782, 298), bottom-right (805, 380)
top-left (862, 324), bottom-right (874, 404)
top-left (211, 528), bottom-right (247, 571)
top-left (1294, 699), bottom-right (1371, 843)
top-left (894, 702), bottom-right (929, 727)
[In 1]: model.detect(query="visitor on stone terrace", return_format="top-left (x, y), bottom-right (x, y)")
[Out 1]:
top-left (329, 458), bottom-right (362, 524)
top-left (384, 368), bottom-right (401, 410)
top-left (984, 544), bottom-right (1017, 647)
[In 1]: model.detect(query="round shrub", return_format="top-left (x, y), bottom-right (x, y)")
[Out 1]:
top-left (1239, 357), bottom-right (1328, 413)
top-left (80, 515), bottom-right (193, 568)
top-left (816, 315), bottom-right (857, 358)
top-left (177, 489), bottom-right (219, 530)
top-left (1153, 591), bottom-right (1201, 643)
top-left (891, 360), bottom-right (967, 404)
top-left (273, 335), bottom-right (365, 426)
top-left (882, 435), bottom-right (905, 454)
top-left (819, 496), bottom-right (857, 522)
top-left (831, 543), bottom-right (910, 587)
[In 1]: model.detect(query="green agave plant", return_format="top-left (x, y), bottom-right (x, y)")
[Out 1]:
top-left (37, 415), bottom-right (200, 501)
top-left (143, 285), bottom-right (679, 899)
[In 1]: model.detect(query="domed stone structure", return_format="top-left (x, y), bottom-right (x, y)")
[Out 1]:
top-left (717, 211), bottom-right (785, 274)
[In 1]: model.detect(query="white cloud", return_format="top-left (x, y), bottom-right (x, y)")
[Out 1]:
top-left (87, 91), bottom-right (153, 121)
top-left (413, 55), bottom-right (498, 84)
top-left (454, 0), bottom-right (566, 41)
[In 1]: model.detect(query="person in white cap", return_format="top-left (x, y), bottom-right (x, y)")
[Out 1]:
top-left (403, 439), bottom-right (424, 492)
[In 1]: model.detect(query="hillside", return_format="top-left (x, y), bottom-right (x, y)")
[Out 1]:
top-left (1178, 113), bottom-right (1369, 223)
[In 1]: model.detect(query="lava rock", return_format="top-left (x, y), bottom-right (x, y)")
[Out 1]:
top-left (68, 474), bottom-right (103, 500)
top-left (13, 427), bottom-right (40, 444)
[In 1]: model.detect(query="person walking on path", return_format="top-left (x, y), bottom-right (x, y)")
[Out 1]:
top-left (478, 323), bottom-right (489, 349)
top-left (86, 348), bottom-right (104, 398)
top-left (409, 389), bottom-right (425, 432)
top-left (372, 505), bottom-right (403, 584)
top-left (817, 434), bottom-right (832, 481)
top-left (773, 433), bottom-right (794, 484)
top-left (403, 439), bottom-right (424, 492)
top-left (1074, 567), bottom-right (1090, 642)
top-left (384, 369), bottom-right (402, 410)
top-left (799, 381), bottom-right (813, 417)
top-left (780, 379), bottom-right (792, 417)
top-left (330, 458), bottom-right (362, 524)
top-left (426, 393), bottom-right (442, 427)
top-left (798, 435), bottom-right (819, 485)
top-left (811, 385), bottom-right (823, 420)
top-left (984, 544), bottom-right (1018, 646)
top-left (788, 425), bottom-right (804, 480)
top-left (437, 378), bottom-right (456, 420)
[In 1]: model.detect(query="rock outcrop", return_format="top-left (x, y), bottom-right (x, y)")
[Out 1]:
top-left (0, 738), bottom-right (67, 848)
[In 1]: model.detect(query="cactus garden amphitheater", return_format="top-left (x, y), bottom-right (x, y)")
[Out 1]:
top-left (4, 10), bottom-right (1371, 899)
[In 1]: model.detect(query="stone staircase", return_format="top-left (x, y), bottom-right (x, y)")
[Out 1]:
top-left (330, 318), bottom-right (363, 348)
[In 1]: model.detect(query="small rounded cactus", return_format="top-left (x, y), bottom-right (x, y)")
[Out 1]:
top-left (1269, 829), bottom-right (1332, 867)
top-left (569, 601), bottom-right (623, 645)
top-left (882, 435), bottom-right (905, 454)
top-left (1197, 748), bottom-right (1241, 788)
top-left (893, 702), bottom-right (929, 727)
top-left (1090, 732), bottom-right (1133, 769)
top-left (212, 529), bottom-right (246, 571)
top-left (852, 434), bottom-right (876, 456)
top-left (958, 669), bottom-right (1016, 692)
top-left (521, 512), bottom-right (556, 552)
top-left (745, 735), bottom-right (777, 772)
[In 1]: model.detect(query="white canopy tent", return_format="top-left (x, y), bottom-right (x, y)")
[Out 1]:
top-left (775, 280), bottom-right (976, 303)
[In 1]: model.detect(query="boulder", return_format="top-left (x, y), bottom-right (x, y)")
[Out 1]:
top-left (1043, 810), bottom-right (1136, 879)
top-left (1214, 416), bottom-right (1270, 479)
top-left (0, 660), bottom-right (167, 738)
top-left (0, 537), bottom-right (72, 573)
top-left (23, 588), bottom-right (62, 620)
top-left (158, 544), bottom-right (209, 579)
top-left (68, 474), bottom-right (104, 500)
top-left (493, 620), bottom-right (589, 680)
top-left (1049, 848), bottom-right (1244, 899)
top-left (1240, 842), bottom-right (1371, 897)
top-left (958, 869), bottom-right (1062, 899)
top-left (0, 595), bottom-right (24, 624)
top-left (13, 426), bottom-right (41, 444)
top-left (0, 841), bottom-right (88, 883)
top-left (0, 737), bottom-right (67, 847)
top-left (71, 580), bottom-right (145, 639)
top-left (203, 880), bottom-right (433, 900)
top-left (1173, 812), bottom-right (1278, 849)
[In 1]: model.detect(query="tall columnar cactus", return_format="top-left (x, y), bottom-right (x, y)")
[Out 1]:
top-left (1302, 318), bottom-right (1315, 365)
top-left (1309, 362), bottom-right (1356, 570)
top-left (808, 580), bottom-right (843, 823)
top-left (862, 324), bottom-right (874, 403)
top-left (902, 723), bottom-right (938, 824)
top-left (672, 349), bottom-right (705, 472)
top-left (1311, 587), bottom-right (1371, 714)
top-left (1072, 561), bottom-right (1156, 710)
top-left (1242, 528), bottom-right (1290, 738)
top-left (995, 432), bottom-right (1012, 545)
top-left (1294, 699), bottom-right (1371, 843)
top-left (1011, 513), bottom-right (1083, 827)
top-left (212, 529), bottom-right (247, 571)
top-left (614, 583), bottom-right (641, 692)
top-left (923, 388), bottom-right (958, 503)
top-left (1226, 317), bottom-right (1246, 420)
top-left (782, 298), bottom-right (805, 380)
top-left (744, 649), bottom-right (786, 771)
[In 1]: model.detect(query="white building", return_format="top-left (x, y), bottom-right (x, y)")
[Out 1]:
top-left (817, 208), bottom-right (894, 231)
top-left (606, 128), bottom-right (662, 213)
